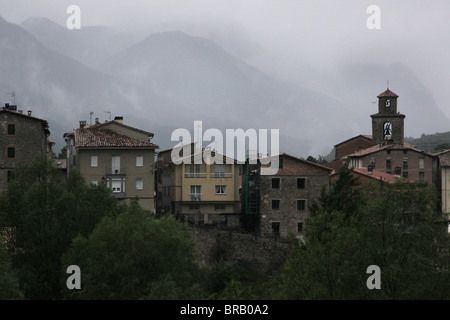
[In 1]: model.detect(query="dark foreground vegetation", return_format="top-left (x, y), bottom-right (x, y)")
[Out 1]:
top-left (1, 157), bottom-right (450, 300)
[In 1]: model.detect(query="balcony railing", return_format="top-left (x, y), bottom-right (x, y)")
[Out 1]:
top-left (211, 172), bottom-right (232, 178)
top-left (106, 167), bottom-right (126, 175)
top-left (185, 172), bottom-right (207, 178)
top-left (190, 193), bottom-right (202, 201)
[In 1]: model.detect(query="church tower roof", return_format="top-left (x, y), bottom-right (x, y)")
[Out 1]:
top-left (377, 89), bottom-right (399, 98)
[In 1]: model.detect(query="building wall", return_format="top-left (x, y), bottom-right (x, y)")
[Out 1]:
top-left (164, 157), bottom-right (241, 216)
top-left (259, 156), bottom-right (331, 238)
top-left (353, 149), bottom-right (434, 185)
top-left (335, 136), bottom-right (373, 159)
top-left (371, 114), bottom-right (405, 145)
top-left (442, 167), bottom-right (450, 215)
top-left (77, 148), bottom-right (155, 211)
top-left (0, 112), bottom-right (48, 191)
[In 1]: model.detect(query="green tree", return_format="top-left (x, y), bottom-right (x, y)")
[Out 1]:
top-left (279, 166), bottom-right (450, 300)
top-left (0, 156), bottom-right (119, 299)
top-left (0, 243), bottom-right (22, 299)
top-left (62, 200), bottom-right (201, 300)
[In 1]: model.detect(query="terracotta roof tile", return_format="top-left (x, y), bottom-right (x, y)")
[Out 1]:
top-left (353, 167), bottom-right (402, 183)
top-left (377, 89), bottom-right (399, 98)
top-left (73, 128), bottom-right (157, 148)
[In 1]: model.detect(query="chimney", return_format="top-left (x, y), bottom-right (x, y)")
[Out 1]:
top-left (27, 110), bottom-right (32, 116)
top-left (114, 116), bottom-right (123, 124)
top-left (79, 120), bottom-right (87, 128)
top-left (95, 117), bottom-right (100, 124)
top-left (5, 103), bottom-right (17, 111)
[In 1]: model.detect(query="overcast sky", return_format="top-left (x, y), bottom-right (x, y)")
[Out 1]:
top-left (1, 0), bottom-right (450, 118)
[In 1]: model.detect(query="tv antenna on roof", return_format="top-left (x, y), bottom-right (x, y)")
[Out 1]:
top-left (4, 91), bottom-right (15, 104)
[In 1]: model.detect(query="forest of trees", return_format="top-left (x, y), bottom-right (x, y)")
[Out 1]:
top-left (1, 157), bottom-right (450, 300)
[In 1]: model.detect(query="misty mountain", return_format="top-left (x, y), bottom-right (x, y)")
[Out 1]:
top-left (3, 16), bottom-right (447, 158)
top-left (0, 16), bottom-right (176, 151)
top-left (21, 17), bottom-right (139, 70)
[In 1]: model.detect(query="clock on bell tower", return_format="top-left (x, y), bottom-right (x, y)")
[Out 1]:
top-left (371, 88), bottom-right (405, 146)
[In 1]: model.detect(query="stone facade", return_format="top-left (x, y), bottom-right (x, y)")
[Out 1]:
top-left (0, 105), bottom-right (52, 191)
top-left (334, 135), bottom-right (373, 160)
top-left (370, 89), bottom-right (405, 146)
top-left (258, 154), bottom-right (332, 238)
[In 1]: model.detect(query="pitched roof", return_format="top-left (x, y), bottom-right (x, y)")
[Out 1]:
top-left (0, 108), bottom-right (49, 130)
top-left (264, 153), bottom-right (333, 172)
top-left (346, 142), bottom-right (433, 158)
top-left (377, 89), bottom-right (399, 98)
top-left (352, 167), bottom-right (402, 183)
top-left (334, 134), bottom-right (373, 148)
top-left (436, 149), bottom-right (450, 167)
top-left (72, 128), bottom-right (158, 148)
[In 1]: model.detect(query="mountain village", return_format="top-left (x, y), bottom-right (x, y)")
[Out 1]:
top-left (2, 87), bottom-right (450, 247)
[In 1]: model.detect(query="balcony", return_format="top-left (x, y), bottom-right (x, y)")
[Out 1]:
top-left (185, 172), bottom-right (206, 178)
top-left (211, 172), bottom-right (232, 178)
top-left (106, 167), bottom-right (126, 175)
top-left (190, 193), bottom-right (202, 201)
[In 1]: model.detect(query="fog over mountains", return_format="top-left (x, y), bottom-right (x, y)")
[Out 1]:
top-left (1, 15), bottom-right (448, 157)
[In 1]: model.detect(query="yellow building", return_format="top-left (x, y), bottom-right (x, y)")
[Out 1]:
top-left (157, 145), bottom-right (241, 224)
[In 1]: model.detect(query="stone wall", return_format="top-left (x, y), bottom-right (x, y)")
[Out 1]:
top-left (188, 225), bottom-right (289, 275)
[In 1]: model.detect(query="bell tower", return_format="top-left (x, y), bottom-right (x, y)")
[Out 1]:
top-left (371, 88), bottom-right (405, 145)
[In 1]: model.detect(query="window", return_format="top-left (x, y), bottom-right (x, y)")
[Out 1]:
top-left (271, 178), bottom-right (280, 189)
top-left (215, 185), bottom-right (226, 195)
top-left (91, 155), bottom-right (98, 167)
top-left (271, 199), bottom-right (280, 210)
top-left (297, 200), bottom-right (306, 211)
top-left (7, 147), bottom-right (15, 159)
top-left (298, 222), bottom-right (303, 233)
top-left (370, 157), bottom-right (376, 169)
top-left (272, 222), bottom-right (280, 236)
top-left (403, 157), bottom-right (408, 170)
top-left (403, 171), bottom-right (408, 179)
top-left (90, 179), bottom-right (98, 186)
top-left (419, 172), bottom-right (425, 181)
top-left (214, 164), bottom-right (225, 177)
top-left (394, 166), bottom-right (401, 175)
top-left (190, 185), bottom-right (201, 201)
top-left (297, 178), bottom-right (306, 189)
top-left (6, 170), bottom-right (14, 183)
top-left (215, 204), bottom-right (226, 211)
top-left (109, 178), bottom-right (124, 193)
top-left (112, 156), bottom-right (121, 174)
top-left (7, 124), bottom-right (15, 136)
top-left (136, 178), bottom-right (144, 190)
top-left (136, 156), bottom-right (143, 167)
top-left (386, 158), bottom-right (391, 171)
top-left (419, 158), bottom-right (425, 170)
top-left (189, 204), bottom-right (200, 210)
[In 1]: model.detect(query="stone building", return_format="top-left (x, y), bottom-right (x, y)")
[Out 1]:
top-left (254, 153), bottom-right (332, 238)
top-left (64, 116), bottom-right (158, 212)
top-left (0, 103), bottom-right (53, 191)
top-left (329, 88), bottom-right (438, 187)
